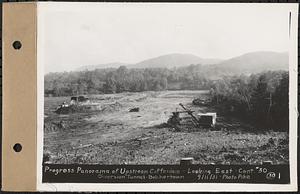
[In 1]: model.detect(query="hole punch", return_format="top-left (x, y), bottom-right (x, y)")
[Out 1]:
top-left (12, 40), bottom-right (22, 50)
top-left (13, 143), bottom-right (22, 152)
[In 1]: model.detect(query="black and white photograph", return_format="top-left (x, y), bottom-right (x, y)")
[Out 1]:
top-left (36, 2), bottom-right (298, 191)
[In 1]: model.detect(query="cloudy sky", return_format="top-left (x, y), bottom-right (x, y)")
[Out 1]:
top-left (38, 3), bottom-right (292, 73)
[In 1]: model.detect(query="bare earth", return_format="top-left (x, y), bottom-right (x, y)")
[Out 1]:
top-left (44, 90), bottom-right (289, 165)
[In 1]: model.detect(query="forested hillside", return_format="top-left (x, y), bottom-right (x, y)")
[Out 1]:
top-left (45, 65), bottom-right (213, 96)
top-left (209, 71), bottom-right (289, 131)
top-left (45, 51), bottom-right (288, 97)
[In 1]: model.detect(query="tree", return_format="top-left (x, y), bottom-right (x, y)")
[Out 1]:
top-left (250, 74), bottom-right (269, 128)
top-left (104, 72), bottom-right (117, 93)
top-left (272, 72), bottom-right (289, 130)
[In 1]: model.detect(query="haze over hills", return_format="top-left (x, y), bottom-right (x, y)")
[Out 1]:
top-left (130, 53), bottom-right (222, 68)
top-left (211, 51), bottom-right (289, 74)
top-left (77, 62), bottom-right (130, 71)
top-left (75, 53), bottom-right (222, 71)
top-left (74, 51), bottom-right (288, 75)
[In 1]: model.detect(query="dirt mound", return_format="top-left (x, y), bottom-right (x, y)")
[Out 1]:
top-left (55, 104), bottom-right (101, 114)
top-left (100, 102), bottom-right (123, 112)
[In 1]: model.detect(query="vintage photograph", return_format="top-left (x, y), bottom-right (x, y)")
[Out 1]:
top-left (41, 3), bottom-right (292, 167)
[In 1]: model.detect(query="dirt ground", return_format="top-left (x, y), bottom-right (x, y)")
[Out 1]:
top-left (43, 90), bottom-right (289, 165)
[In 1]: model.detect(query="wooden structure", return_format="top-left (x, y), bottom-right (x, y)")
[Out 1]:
top-left (197, 113), bottom-right (217, 127)
top-left (167, 103), bottom-right (217, 128)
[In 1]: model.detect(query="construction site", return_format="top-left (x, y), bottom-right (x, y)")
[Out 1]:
top-left (43, 90), bottom-right (289, 165)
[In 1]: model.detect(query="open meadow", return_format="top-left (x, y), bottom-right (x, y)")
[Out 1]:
top-left (43, 90), bottom-right (289, 165)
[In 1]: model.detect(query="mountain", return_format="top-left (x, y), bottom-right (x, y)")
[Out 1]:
top-left (76, 62), bottom-right (130, 71)
top-left (211, 51), bottom-right (289, 75)
top-left (131, 53), bottom-right (222, 68)
top-left (75, 51), bottom-right (288, 75)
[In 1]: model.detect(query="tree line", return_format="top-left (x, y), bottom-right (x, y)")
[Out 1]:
top-left (44, 65), bottom-right (212, 96)
top-left (209, 71), bottom-right (288, 131)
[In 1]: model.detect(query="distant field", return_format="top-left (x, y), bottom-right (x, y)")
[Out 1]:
top-left (43, 90), bottom-right (289, 165)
